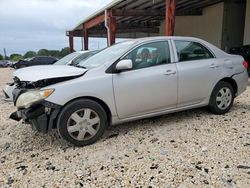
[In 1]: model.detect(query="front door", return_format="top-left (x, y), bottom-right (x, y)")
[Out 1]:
top-left (113, 41), bottom-right (178, 119)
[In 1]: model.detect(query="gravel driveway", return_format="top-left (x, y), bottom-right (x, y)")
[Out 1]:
top-left (0, 68), bottom-right (249, 188)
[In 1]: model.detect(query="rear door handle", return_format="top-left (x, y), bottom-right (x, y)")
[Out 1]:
top-left (164, 70), bottom-right (176, 75)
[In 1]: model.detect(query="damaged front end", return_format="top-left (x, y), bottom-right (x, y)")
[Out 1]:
top-left (10, 100), bottom-right (61, 133)
top-left (10, 75), bottom-right (82, 133)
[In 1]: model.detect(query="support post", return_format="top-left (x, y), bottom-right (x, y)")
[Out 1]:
top-left (69, 32), bottom-right (74, 53)
top-left (165, 0), bottom-right (176, 36)
top-left (83, 25), bottom-right (89, 50)
top-left (108, 16), bottom-right (116, 45)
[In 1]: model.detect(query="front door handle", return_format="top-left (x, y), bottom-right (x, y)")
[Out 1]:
top-left (164, 70), bottom-right (176, 75)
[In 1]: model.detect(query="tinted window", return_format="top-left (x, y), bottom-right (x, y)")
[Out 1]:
top-left (123, 41), bottom-right (171, 70)
top-left (32, 57), bottom-right (41, 62)
top-left (48, 57), bottom-right (56, 63)
top-left (174, 41), bottom-right (214, 62)
top-left (42, 57), bottom-right (49, 62)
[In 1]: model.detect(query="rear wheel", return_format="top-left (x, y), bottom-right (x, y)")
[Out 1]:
top-left (57, 99), bottom-right (108, 146)
top-left (208, 81), bottom-right (234, 114)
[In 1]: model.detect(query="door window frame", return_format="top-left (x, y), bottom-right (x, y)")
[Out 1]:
top-left (171, 39), bottom-right (216, 63)
top-left (106, 40), bottom-right (175, 73)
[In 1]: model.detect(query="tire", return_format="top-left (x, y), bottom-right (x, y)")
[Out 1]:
top-left (208, 81), bottom-right (235, 114)
top-left (57, 99), bottom-right (108, 147)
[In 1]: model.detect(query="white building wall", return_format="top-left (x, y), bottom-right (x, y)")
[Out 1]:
top-left (244, 0), bottom-right (250, 45)
top-left (160, 3), bottom-right (224, 48)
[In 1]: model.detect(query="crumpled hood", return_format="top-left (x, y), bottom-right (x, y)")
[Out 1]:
top-left (13, 65), bottom-right (87, 82)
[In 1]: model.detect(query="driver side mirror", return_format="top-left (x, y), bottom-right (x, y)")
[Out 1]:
top-left (115, 59), bottom-right (133, 72)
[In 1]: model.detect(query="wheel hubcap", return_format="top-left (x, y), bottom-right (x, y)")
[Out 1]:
top-left (67, 108), bottom-right (100, 141)
top-left (216, 87), bottom-right (232, 110)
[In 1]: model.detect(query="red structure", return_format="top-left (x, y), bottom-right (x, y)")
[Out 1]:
top-left (67, 0), bottom-right (222, 52)
top-left (108, 16), bottom-right (117, 46)
top-left (68, 31), bottom-right (74, 52)
top-left (165, 0), bottom-right (176, 36)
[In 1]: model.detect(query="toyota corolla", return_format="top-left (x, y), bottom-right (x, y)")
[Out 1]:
top-left (10, 37), bottom-right (248, 146)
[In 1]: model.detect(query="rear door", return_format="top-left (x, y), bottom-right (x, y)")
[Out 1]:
top-left (113, 41), bottom-right (178, 119)
top-left (173, 40), bottom-right (221, 107)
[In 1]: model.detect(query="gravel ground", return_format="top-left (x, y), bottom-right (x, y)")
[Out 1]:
top-left (0, 68), bottom-right (249, 188)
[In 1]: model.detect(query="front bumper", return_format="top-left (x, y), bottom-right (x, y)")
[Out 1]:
top-left (2, 83), bottom-right (15, 101)
top-left (10, 101), bottom-right (61, 133)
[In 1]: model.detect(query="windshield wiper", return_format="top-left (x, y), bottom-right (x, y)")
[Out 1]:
top-left (70, 63), bottom-right (87, 69)
top-left (74, 64), bottom-right (87, 69)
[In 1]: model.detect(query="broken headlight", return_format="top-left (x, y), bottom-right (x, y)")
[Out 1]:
top-left (16, 89), bottom-right (54, 108)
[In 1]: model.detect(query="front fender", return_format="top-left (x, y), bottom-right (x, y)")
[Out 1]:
top-left (44, 74), bottom-right (117, 116)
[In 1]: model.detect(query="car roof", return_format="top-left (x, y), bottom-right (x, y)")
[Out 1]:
top-left (129, 36), bottom-right (206, 44)
top-left (74, 50), bottom-right (99, 54)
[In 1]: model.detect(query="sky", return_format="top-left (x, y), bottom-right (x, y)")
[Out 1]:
top-left (0, 0), bottom-right (113, 56)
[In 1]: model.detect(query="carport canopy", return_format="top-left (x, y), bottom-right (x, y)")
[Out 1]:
top-left (66, 0), bottom-right (223, 52)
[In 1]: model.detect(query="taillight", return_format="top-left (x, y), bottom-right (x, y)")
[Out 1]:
top-left (243, 60), bottom-right (248, 69)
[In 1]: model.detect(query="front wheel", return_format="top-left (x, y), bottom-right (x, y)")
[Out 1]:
top-left (57, 99), bottom-right (108, 147)
top-left (208, 81), bottom-right (234, 114)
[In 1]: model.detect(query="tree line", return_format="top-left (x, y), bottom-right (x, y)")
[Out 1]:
top-left (0, 47), bottom-right (71, 61)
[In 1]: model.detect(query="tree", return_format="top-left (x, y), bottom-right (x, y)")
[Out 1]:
top-left (0, 54), bottom-right (3, 60)
top-left (10, 54), bottom-right (23, 61)
top-left (37, 49), bottom-right (49, 56)
top-left (59, 47), bottom-right (71, 58)
top-left (49, 50), bottom-right (60, 58)
top-left (24, 51), bottom-right (36, 58)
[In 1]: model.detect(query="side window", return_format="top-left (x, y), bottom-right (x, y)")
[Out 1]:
top-left (123, 41), bottom-right (171, 70)
top-left (174, 41), bottom-right (214, 62)
top-left (41, 57), bottom-right (53, 64)
top-left (32, 57), bottom-right (40, 62)
top-left (48, 57), bottom-right (55, 63)
top-left (39, 57), bottom-right (47, 63)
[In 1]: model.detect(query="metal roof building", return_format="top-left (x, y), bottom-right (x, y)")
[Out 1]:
top-left (67, 0), bottom-right (249, 52)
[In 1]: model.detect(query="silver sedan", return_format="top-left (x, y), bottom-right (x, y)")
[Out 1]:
top-left (11, 37), bottom-right (249, 146)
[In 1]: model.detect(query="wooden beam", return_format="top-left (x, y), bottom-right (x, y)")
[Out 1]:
top-left (176, 9), bottom-right (202, 16)
top-left (117, 22), bottom-right (161, 28)
top-left (180, 0), bottom-right (223, 11)
top-left (71, 27), bottom-right (159, 37)
top-left (90, 27), bottom-right (160, 35)
top-left (69, 31), bottom-right (74, 53)
top-left (111, 9), bottom-right (165, 17)
top-left (165, 0), bottom-right (176, 36)
top-left (116, 27), bottom-right (159, 33)
top-left (108, 16), bottom-right (116, 45)
top-left (84, 14), bottom-right (105, 29)
top-left (83, 25), bottom-right (89, 50)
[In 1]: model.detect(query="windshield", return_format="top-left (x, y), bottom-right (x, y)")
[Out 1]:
top-left (78, 40), bottom-right (135, 69)
top-left (71, 51), bottom-right (99, 65)
top-left (54, 52), bottom-right (81, 65)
